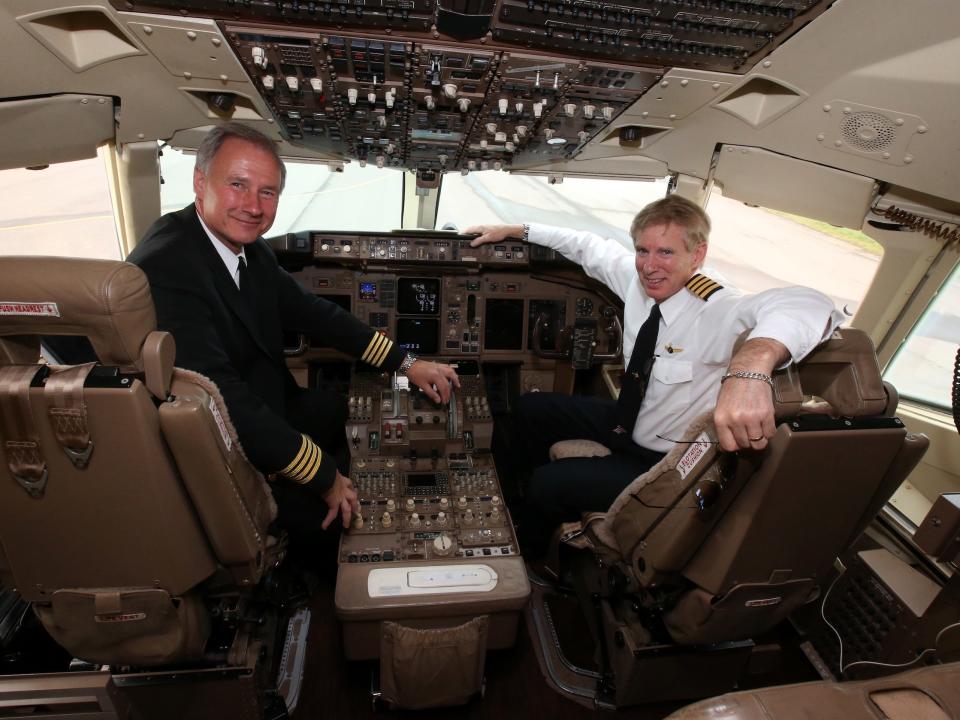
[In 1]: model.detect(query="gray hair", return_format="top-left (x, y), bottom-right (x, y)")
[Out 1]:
top-left (629, 194), bottom-right (711, 251)
top-left (195, 122), bottom-right (286, 191)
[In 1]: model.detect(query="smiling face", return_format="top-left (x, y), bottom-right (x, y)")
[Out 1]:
top-left (193, 137), bottom-right (282, 254)
top-left (633, 221), bottom-right (707, 302)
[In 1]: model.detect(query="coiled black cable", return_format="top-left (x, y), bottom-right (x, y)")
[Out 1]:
top-left (953, 346), bottom-right (960, 434)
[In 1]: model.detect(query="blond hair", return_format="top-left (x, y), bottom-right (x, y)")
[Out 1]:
top-left (629, 195), bottom-right (710, 251)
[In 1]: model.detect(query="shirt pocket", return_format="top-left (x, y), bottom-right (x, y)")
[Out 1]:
top-left (650, 358), bottom-right (693, 404)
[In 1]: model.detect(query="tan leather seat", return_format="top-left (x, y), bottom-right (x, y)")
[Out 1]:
top-left (535, 328), bottom-right (929, 706)
top-left (0, 257), bottom-right (278, 666)
top-left (666, 661), bottom-right (960, 720)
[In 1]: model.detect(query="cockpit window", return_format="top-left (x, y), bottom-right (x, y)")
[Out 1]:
top-left (705, 189), bottom-right (883, 321)
top-left (435, 172), bottom-right (669, 247)
top-left (884, 263), bottom-right (960, 411)
top-left (160, 146), bottom-right (404, 234)
top-left (437, 175), bottom-right (883, 324)
top-left (0, 156), bottom-right (121, 260)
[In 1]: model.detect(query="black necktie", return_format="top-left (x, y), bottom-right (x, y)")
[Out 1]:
top-left (237, 255), bottom-right (250, 294)
top-left (609, 303), bottom-right (661, 449)
top-left (237, 256), bottom-right (259, 317)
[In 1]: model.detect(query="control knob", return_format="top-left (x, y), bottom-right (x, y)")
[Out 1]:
top-left (433, 533), bottom-right (455, 557)
top-left (381, 511), bottom-right (393, 528)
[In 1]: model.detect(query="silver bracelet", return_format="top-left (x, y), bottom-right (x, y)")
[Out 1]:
top-left (720, 370), bottom-right (774, 388)
top-left (398, 352), bottom-right (417, 376)
top-left (522, 223), bottom-right (530, 242)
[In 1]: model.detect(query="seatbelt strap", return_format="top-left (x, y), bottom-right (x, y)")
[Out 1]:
top-left (0, 365), bottom-right (48, 498)
top-left (45, 363), bottom-right (96, 469)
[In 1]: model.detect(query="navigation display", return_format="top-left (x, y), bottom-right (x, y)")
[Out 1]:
top-left (396, 318), bottom-right (439, 354)
top-left (397, 278), bottom-right (440, 316)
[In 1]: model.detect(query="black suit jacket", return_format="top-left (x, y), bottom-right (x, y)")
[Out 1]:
top-left (128, 205), bottom-right (404, 492)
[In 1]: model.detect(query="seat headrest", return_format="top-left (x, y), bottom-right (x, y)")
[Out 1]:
top-left (769, 327), bottom-right (888, 419)
top-left (0, 257), bottom-right (155, 369)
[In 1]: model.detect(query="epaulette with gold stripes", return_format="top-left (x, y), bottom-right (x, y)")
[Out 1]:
top-left (281, 434), bottom-right (323, 484)
top-left (685, 273), bottom-right (723, 301)
top-left (361, 331), bottom-right (394, 368)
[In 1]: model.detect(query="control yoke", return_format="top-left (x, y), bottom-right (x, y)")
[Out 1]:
top-left (532, 308), bottom-right (622, 370)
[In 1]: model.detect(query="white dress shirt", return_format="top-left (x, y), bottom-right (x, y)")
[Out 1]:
top-left (528, 223), bottom-right (844, 452)
top-left (198, 213), bottom-right (247, 289)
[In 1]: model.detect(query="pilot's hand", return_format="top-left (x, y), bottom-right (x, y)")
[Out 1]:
top-left (464, 224), bottom-right (525, 247)
top-left (321, 470), bottom-right (359, 530)
top-left (714, 376), bottom-right (777, 452)
top-left (713, 337), bottom-right (788, 452)
top-left (405, 360), bottom-right (461, 404)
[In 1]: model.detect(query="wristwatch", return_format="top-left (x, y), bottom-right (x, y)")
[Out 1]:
top-left (398, 352), bottom-right (417, 376)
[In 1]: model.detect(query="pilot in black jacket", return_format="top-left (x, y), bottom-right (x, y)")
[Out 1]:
top-left (129, 122), bottom-right (459, 532)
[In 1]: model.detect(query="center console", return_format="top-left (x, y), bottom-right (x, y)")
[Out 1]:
top-left (334, 360), bottom-right (529, 662)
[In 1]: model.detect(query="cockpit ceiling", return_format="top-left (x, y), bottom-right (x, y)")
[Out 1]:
top-left (108, 0), bottom-right (831, 173)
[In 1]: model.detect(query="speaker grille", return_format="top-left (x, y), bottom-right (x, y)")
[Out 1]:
top-left (840, 112), bottom-right (897, 152)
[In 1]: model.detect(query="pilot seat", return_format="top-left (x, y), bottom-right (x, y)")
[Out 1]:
top-left (0, 257), bottom-right (307, 719)
top-left (526, 328), bottom-right (930, 708)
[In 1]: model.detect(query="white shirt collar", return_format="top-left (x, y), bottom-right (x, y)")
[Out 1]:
top-left (197, 211), bottom-right (246, 288)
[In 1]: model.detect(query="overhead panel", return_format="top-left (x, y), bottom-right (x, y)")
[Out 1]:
top-left (222, 29), bottom-right (659, 173)
top-left (113, 0), bottom-right (830, 73)
top-left (111, 0), bottom-right (832, 173)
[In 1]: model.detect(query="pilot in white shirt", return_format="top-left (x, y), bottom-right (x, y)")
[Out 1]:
top-left (467, 195), bottom-right (843, 554)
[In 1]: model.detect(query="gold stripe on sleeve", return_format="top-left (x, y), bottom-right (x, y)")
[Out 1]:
top-left (370, 337), bottom-right (394, 367)
top-left (361, 333), bottom-right (388, 364)
top-left (685, 273), bottom-right (723, 301)
top-left (281, 434), bottom-right (322, 484)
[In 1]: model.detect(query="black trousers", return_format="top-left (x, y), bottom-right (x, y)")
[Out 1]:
top-left (270, 387), bottom-right (350, 534)
top-left (517, 392), bottom-right (664, 556)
